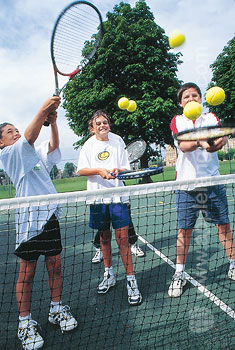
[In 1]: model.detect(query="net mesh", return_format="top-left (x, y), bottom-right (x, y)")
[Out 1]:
top-left (0, 174), bottom-right (234, 350)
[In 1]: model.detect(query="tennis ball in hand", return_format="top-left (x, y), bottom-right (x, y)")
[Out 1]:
top-left (184, 101), bottom-right (202, 120)
top-left (206, 86), bottom-right (225, 106)
top-left (127, 100), bottom-right (137, 112)
top-left (169, 30), bottom-right (185, 48)
top-left (118, 97), bottom-right (130, 110)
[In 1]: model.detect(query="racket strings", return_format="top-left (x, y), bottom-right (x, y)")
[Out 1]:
top-left (127, 140), bottom-right (147, 163)
top-left (52, 4), bottom-right (102, 74)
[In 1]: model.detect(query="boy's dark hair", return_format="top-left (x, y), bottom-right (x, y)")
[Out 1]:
top-left (0, 123), bottom-right (13, 139)
top-left (177, 82), bottom-right (202, 103)
top-left (88, 110), bottom-right (110, 133)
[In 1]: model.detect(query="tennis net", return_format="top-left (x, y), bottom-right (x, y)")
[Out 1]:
top-left (0, 174), bottom-right (234, 350)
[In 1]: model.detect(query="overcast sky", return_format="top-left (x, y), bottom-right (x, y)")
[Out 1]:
top-left (0, 0), bottom-right (234, 169)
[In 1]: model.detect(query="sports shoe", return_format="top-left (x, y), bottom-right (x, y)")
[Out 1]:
top-left (127, 278), bottom-right (142, 305)
top-left (48, 305), bottom-right (78, 332)
top-left (18, 319), bottom-right (44, 350)
top-left (97, 271), bottom-right (116, 294)
top-left (92, 248), bottom-right (103, 263)
top-left (131, 243), bottom-right (145, 257)
top-left (168, 272), bottom-right (187, 298)
top-left (228, 264), bottom-right (235, 280)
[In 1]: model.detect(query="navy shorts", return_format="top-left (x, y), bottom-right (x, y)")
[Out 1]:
top-left (175, 185), bottom-right (230, 229)
top-left (15, 214), bottom-right (62, 261)
top-left (89, 203), bottom-right (130, 230)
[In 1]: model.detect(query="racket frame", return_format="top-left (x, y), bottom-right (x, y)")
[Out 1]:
top-left (126, 139), bottom-right (147, 164)
top-left (50, 0), bottom-right (103, 96)
top-left (116, 167), bottom-right (164, 180)
top-left (175, 124), bottom-right (235, 142)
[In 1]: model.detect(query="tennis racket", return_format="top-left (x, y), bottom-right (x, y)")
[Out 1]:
top-left (44, 0), bottom-right (103, 126)
top-left (126, 139), bottom-right (147, 164)
top-left (175, 124), bottom-right (235, 146)
top-left (114, 167), bottom-right (164, 180)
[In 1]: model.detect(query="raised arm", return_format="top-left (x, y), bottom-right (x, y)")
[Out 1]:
top-left (24, 96), bottom-right (61, 145)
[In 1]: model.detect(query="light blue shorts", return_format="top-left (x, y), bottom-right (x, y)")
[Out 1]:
top-left (175, 185), bottom-right (229, 229)
top-left (89, 203), bottom-right (130, 230)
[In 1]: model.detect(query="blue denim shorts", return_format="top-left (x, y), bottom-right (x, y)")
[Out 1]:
top-left (89, 203), bottom-right (130, 230)
top-left (175, 185), bottom-right (229, 229)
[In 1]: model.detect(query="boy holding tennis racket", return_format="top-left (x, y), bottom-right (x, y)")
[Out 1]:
top-left (169, 82), bottom-right (235, 298)
top-left (77, 110), bottom-right (142, 306)
top-left (0, 96), bottom-right (77, 350)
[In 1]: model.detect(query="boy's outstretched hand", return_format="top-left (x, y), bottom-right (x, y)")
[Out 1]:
top-left (41, 96), bottom-right (61, 115)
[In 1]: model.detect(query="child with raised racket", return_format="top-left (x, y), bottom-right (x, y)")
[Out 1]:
top-left (0, 96), bottom-right (77, 350)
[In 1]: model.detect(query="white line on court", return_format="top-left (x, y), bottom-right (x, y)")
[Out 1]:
top-left (137, 235), bottom-right (235, 320)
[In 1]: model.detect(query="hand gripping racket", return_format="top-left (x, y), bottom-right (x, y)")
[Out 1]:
top-left (126, 139), bottom-right (147, 164)
top-left (44, 1), bottom-right (103, 126)
top-left (114, 166), bottom-right (164, 180)
top-left (175, 124), bottom-right (235, 146)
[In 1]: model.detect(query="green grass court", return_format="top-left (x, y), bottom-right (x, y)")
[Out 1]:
top-left (0, 175), bottom-right (234, 349)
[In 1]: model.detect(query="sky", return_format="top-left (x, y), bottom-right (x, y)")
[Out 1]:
top-left (0, 0), bottom-right (234, 169)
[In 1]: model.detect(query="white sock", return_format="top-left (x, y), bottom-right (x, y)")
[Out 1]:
top-left (229, 259), bottom-right (235, 268)
top-left (50, 300), bottom-right (62, 313)
top-left (175, 264), bottom-right (185, 273)
top-left (105, 266), bottom-right (114, 276)
top-left (127, 274), bottom-right (135, 281)
top-left (19, 314), bottom-right (32, 327)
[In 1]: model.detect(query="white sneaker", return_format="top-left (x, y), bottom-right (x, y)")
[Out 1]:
top-left (168, 272), bottom-right (187, 298)
top-left (127, 278), bottom-right (142, 305)
top-left (48, 305), bottom-right (78, 332)
top-left (97, 271), bottom-right (116, 294)
top-left (131, 243), bottom-right (145, 257)
top-left (18, 319), bottom-right (44, 350)
top-left (228, 264), bottom-right (235, 280)
top-left (92, 248), bottom-right (103, 263)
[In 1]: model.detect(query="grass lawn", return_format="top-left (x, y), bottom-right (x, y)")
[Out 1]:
top-left (0, 160), bottom-right (234, 199)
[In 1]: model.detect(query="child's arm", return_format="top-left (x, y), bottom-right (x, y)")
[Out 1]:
top-left (46, 112), bottom-right (59, 153)
top-left (178, 136), bottom-right (227, 153)
top-left (24, 96), bottom-right (61, 145)
top-left (79, 168), bottom-right (116, 179)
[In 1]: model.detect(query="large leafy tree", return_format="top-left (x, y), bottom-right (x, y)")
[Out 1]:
top-left (63, 0), bottom-right (182, 166)
top-left (206, 36), bottom-right (234, 122)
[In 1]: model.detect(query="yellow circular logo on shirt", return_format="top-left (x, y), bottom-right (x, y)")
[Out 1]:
top-left (98, 151), bottom-right (110, 161)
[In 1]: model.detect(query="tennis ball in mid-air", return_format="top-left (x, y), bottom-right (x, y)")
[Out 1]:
top-left (169, 30), bottom-right (185, 48)
top-left (184, 101), bottom-right (202, 120)
top-left (127, 100), bottom-right (137, 112)
top-left (206, 86), bottom-right (225, 106)
top-left (118, 97), bottom-right (130, 110)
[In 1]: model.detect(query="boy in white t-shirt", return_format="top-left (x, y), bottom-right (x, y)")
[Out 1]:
top-left (168, 82), bottom-right (235, 298)
top-left (0, 96), bottom-right (77, 350)
top-left (77, 110), bottom-right (142, 306)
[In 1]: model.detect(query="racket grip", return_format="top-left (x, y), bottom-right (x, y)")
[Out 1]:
top-left (208, 139), bottom-right (214, 146)
top-left (43, 121), bottom-right (50, 127)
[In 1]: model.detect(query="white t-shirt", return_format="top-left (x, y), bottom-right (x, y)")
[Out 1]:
top-left (0, 137), bottom-right (61, 248)
top-left (170, 112), bottom-right (220, 181)
top-left (77, 132), bottom-right (130, 203)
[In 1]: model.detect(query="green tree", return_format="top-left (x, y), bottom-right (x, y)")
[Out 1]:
top-left (63, 162), bottom-right (75, 178)
top-left (50, 165), bottom-right (59, 180)
top-left (63, 0), bottom-right (182, 167)
top-left (206, 36), bottom-right (235, 122)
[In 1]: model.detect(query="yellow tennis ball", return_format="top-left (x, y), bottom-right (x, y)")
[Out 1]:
top-left (184, 101), bottom-right (202, 120)
top-left (206, 86), bottom-right (225, 106)
top-left (118, 97), bottom-right (130, 110)
top-left (169, 30), bottom-right (185, 48)
top-left (127, 100), bottom-right (137, 112)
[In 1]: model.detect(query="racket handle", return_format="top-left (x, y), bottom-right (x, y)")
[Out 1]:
top-left (208, 139), bottom-right (214, 146)
top-left (43, 121), bottom-right (50, 127)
